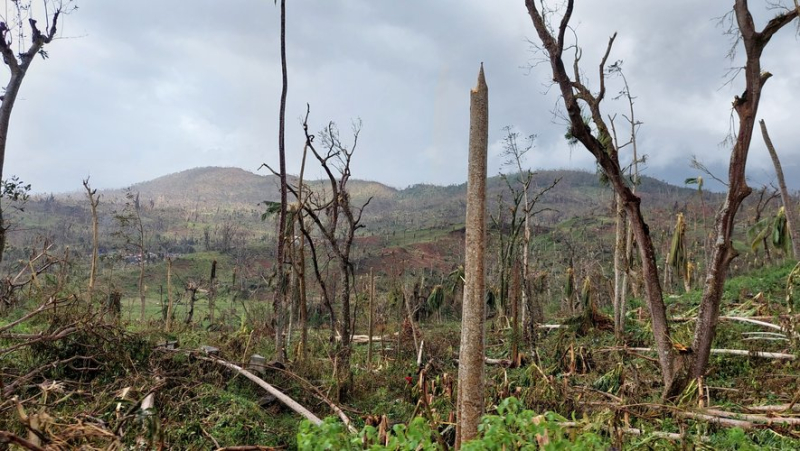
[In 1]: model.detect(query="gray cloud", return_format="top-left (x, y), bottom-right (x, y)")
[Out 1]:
top-left (4, 1), bottom-right (799, 194)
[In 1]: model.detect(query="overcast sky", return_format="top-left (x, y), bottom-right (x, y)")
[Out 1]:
top-left (5, 1), bottom-right (799, 194)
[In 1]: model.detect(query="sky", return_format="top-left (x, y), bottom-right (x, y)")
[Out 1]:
top-left (4, 0), bottom-right (800, 194)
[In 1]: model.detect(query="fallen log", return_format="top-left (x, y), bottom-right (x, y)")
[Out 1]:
top-left (745, 404), bottom-right (800, 413)
top-left (703, 408), bottom-right (800, 426)
top-left (678, 411), bottom-right (754, 429)
top-left (628, 347), bottom-right (795, 360)
top-left (671, 315), bottom-right (800, 338)
top-left (199, 355), bottom-right (323, 426)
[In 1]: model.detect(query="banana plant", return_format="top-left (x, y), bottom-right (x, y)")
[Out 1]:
top-left (748, 206), bottom-right (791, 254)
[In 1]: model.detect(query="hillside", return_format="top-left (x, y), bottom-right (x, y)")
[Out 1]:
top-left (4, 165), bottom-right (727, 276)
top-left (91, 166), bottom-right (707, 227)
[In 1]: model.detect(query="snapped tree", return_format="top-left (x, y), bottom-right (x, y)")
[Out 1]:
top-left (456, 63), bottom-right (488, 447)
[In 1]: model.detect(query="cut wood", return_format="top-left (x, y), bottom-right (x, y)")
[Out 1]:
top-left (200, 355), bottom-right (323, 426)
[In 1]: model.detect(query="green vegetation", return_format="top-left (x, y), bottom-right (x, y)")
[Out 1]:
top-left (2, 167), bottom-right (800, 449)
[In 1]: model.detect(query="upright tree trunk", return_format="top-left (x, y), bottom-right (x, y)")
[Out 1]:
top-left (613, 193), bottom-right (626, 338)
top-left (138, 224), bottom-right (146, 321)
top-left (521, 182), bottom-right (531, 330)
top-left (336, 259), bottom-right (352, 399)
top-left (0, 73), bottom-right (26, 265)
top-left (760, 119), bottom-right (799, 260)
top-left (620, 143), bottom-right (639, 334)
top-left (209, 260), bottom-right (217, 324)
top-left (165, 258), bottom-right (174, 332)
top-left (273, 0), bottom-right (289, 364)
top-left (510, 260), bottom-right (520, 365)
top-left (295, 140), bottom-right (310, 359)
top-left (367, 269), bottom-right (375, 369)
top-left (83, 180), bottom-right (100, 302)
top-left (456, 64), bottom-right (488, 448)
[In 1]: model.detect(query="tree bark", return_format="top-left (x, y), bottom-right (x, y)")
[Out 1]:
top-left (456, 64), bottom-right (488, 448)
top-left (760, 119), bottom-right (799, 260)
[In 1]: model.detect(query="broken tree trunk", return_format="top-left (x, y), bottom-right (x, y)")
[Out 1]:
top-left (760, 119), bottom-right (800, 260)
top-left (456, 63), bottom-right (488, 448)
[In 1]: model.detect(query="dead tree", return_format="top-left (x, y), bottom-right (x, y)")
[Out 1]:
top-left (690, 1), bottom-right (799, 382)
top-left (495, 128), bottom-right (559, 341)
top-left (83, 178), bottom-right (100, 302)
top-left (760, 119), bottom-right (799, 260)
top-left (114, 189), bottom-right (148, 321)
top-left (267, 105), bottom-right (371, 400)
top-left (0, 1), bottom-right (73, 263)
top-left (272, 0), bottom-right (290, 365)
top-left (525, 0), bottom-right (799, 396)
top-left (607, 67), bottom-right (642, 339)
top-left (456, 64), bottom-right (489, 447)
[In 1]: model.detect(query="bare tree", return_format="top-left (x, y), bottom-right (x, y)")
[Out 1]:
top-left (526, 0), bottom-right (799, 395)
top-left (114, 190), bottom-right (147, 321)
top-left (83, 178), bottom-right (100, 302)
top-left (607, 67), bottom-right (642, 339)
top-left (0, 1), bottom-right (74, 263)
top-left (456, 64), bottom-right (488, 447)
top-left (268, 105), bottom-right (372, 400)
top-left (760, 119), bottom-right (799, 260)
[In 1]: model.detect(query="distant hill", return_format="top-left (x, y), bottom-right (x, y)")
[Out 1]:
top-left (91, 166), bottom-right (710, 232)
top-left (101, 166), bottom-right (399, 210)
top-left (8, 165), bottom-right (728, 273)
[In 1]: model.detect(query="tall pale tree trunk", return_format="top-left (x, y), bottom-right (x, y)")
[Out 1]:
top-left (521, 184), bottom-right (531, 329)
top-left (760, 119), bottom-right (799, 260)
top-left (456, 64), bottom-right (488, 448)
